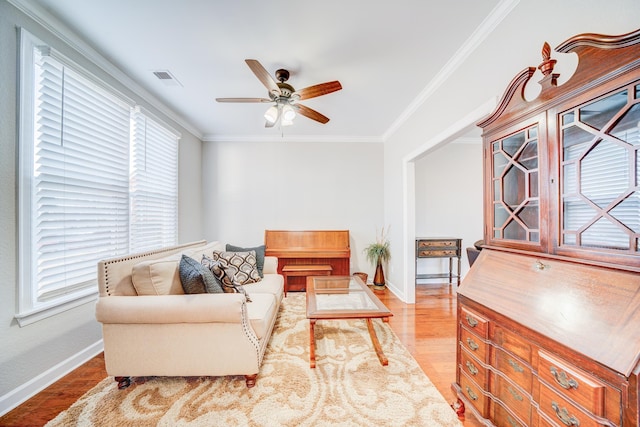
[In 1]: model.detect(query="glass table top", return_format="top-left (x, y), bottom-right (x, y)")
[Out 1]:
top-left (306, 276), bottom-right (392, 319)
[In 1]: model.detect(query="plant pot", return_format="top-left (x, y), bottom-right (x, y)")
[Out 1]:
top-left (373, 260), bottom-right (386, 290)
top-left (353, 272), bottom-right (368, 285)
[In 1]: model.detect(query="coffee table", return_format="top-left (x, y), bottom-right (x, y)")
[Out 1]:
top-left (306, 275), bottom-right (393, 368)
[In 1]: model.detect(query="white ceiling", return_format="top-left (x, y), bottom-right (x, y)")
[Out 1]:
top-left (28, 0), bottom-right (502, 142)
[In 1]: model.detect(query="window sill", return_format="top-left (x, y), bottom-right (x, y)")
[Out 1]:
top-left (15, 291), bottom-right (99, 327)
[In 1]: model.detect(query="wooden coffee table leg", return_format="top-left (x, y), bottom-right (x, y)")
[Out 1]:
top-left (366, 318), bottom-right (388, 366)
top-left (309, 319), bottom-right (317, 368)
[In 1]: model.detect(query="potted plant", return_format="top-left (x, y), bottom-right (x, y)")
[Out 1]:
top-left (364, 227), bottom-right (391, 290)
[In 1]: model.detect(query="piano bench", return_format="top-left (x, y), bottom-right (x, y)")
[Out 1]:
top-left (281, 265), bottom-right (332, 297)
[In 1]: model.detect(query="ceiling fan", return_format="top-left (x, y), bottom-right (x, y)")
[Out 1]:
top-left (216, 59), bottom-right (342, 127)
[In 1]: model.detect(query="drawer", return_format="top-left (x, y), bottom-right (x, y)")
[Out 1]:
top-left (538, 351), bottom-right (606, 417)
top-left (460, 327), bottom-right (488, 362)
top-left (538, 381), bottom-right (601, 427)
top-left (461, 307), bottom-right (489, 338)
top-left (417, 239), bottom-right (459, 248)
top-left (460, 370), bottom-right (488, 418)
top-left (493, 400), bottom-right (526, 427)
top-left (460, 347), bottom-right (488, 386)
top-left (418, 249), bottom-right (459, 257)
top-left (536, 409), bottom-right (560, 427)
top-left (494, 348), bottom-right (532, 393)
top-left (492, 325), bottom-right (532, 364)
top-left (493, 374), bottom-right (531, 425)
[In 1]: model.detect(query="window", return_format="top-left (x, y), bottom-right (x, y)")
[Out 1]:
top-left (130, 108), bottom-right (179, 252)
top-left (17, 29), bottom-right (179, 326)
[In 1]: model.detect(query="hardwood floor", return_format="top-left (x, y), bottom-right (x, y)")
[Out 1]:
top-left (0, 283), bottom-right (481, 427)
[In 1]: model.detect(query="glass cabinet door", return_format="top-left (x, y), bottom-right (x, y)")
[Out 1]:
top-left (559, 83), bottom-right (640, 255)
top-left (490, 124), bottom-right (541, 246)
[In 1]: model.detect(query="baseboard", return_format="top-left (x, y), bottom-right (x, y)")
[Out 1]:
top-left (0, 340), bottom-right (104, 417)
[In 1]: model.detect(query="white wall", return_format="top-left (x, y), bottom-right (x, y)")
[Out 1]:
top-left (414, 141), bottom-right (483, 279)
top-left (383, 0), bottom-right (640, 302)
top-left (0, 1), bottom-right (203, 411)
top-left (202, 140), bottom-right (384, 277)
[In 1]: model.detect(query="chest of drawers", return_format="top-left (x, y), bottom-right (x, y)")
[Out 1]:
top-left (454, 249), bottom-right (640, 427)
top-left (415, 237), bottom-right (462, 286)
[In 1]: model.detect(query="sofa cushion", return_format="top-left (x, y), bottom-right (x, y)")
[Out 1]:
top-left (244, 293), bottom-right (278, 340)
top-left (186, 240), bottom-right (225, 259)
top-left (212, 250), bottom-right (261, 286)
top-left (244, 274), bottom-right (284, 300)
top-left (201, 254), bottom-right (253, 302)
top-left (131, 254), bottom-right (184, 295)
top-left (179, 255), bottom-right (224, 294)
top-left (226, 244), bottom-right (266, 277)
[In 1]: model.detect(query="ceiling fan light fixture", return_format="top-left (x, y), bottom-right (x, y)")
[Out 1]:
top-left (282, 117), bottom-right (294, 127)
top-left (264, 105), bottom-right (278, 123)
top-left (282, 104), bottom-right (296, 121)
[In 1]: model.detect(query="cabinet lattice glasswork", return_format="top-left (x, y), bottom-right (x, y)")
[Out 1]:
top-left (491, 124), bottom-right (541, 244)
top-left (558, 84), bottom-right (640, 254)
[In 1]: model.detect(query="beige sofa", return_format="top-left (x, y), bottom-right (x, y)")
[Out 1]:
top-left (95, 240), bottom-right (284, 388)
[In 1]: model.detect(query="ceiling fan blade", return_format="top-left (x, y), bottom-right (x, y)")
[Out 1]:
top-left (294, 104), bottom-right (330, 124)
top-left (294, 81), bottom-right (342, 100)
top-left (215, 97), bottom-right (272, 103)
top-left (245, 59), bottom-right (281, 96)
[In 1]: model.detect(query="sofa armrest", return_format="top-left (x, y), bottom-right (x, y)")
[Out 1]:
top-left (263, 256), bottom-right (278, 274)
top-left (96, 294), bottom-right (247, 324)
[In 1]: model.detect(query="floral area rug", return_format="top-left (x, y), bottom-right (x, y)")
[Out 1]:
top-left (46, 293), bottom-right (462, 426)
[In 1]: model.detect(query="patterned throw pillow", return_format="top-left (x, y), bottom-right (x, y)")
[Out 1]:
top-left (212, 250), bottom-right (261, 286)
top-left (226, 244), bottom-right (266, 277)
top-left (179, 255), bottom-right (224, 294)
top-left (201, 254), bottom-right (254, 302)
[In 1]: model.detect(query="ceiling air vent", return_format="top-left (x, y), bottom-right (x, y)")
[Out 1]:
top-left (152, 70), bottom-right (182, 87)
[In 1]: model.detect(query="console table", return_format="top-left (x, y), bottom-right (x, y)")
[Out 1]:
top-left (415, 237), bottom-right (461, 286)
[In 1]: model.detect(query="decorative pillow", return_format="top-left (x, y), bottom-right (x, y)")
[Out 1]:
top-left (179, 255), bottom-right (224, 294)
top-left (212, 250), bottom-right (261, 286)
top-left (202, 252), bottom-right (257, 302)
top-left (131, 254), bottom-right (183, 295)
top-left (226, 244), bottom-right (266, 277)
top-left (200, 254), bottom-right (234, 294)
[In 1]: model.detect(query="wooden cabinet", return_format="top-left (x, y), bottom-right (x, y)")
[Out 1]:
top-left (455, 249), bottom-right (640, 427)
top-left (454, 28), bottom-right (640, 427)
top-left (415, 237), bottom-right (462, 286)
top-left (479, 31), bottom-right (640, 270)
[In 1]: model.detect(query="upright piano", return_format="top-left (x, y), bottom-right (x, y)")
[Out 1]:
top-left (264, 230), bottom-right (351, 292)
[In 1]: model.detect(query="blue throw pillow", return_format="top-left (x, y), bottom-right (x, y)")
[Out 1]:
top-left (179, 255), bottom-right (224, 294)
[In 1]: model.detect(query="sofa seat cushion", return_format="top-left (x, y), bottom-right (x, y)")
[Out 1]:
top-left (245, 293), bottom-right (278, 340)
top-left (244, 274), bottom-right (284, 300)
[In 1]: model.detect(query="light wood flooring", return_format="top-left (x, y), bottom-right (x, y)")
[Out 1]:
top-left (0, 283), bottom-right (481, 427)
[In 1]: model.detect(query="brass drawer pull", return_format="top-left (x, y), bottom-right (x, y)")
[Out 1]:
top-left (466, 337), bottom-right (479, 351)
top-left (550, 366), bottom-right (579, 390)
top-left (508, 386), bottom-right (523, 401)
top-left (535, 260), bottom-right (548, 270)
top-left (551, 401), bottom-right (580, 426)
top-left (508, 358), bottom-right (524, 373)
top-left (465, 386), bottom-right (478, 401)
top-left (465, 315), bottom-right (478, 327)
top-left (465, 360), bottom-right (478, 375)
top-left (507, 415), bottom-right (519, 427)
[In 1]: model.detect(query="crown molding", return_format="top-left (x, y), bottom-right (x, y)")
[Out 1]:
top-left (8, 0), bottom-right (203, 140)
top-left (202, 134), bottom-right (384, 143)
top-left (383, 0), bottom-right (519, 141)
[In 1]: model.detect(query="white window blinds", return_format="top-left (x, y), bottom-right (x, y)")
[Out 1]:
top-left (130, 109), bottom-right (179, 252)
top-left (18, 29), bottom-right (180, 325)
top-left (32, 48), bottom-right (131, 301)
